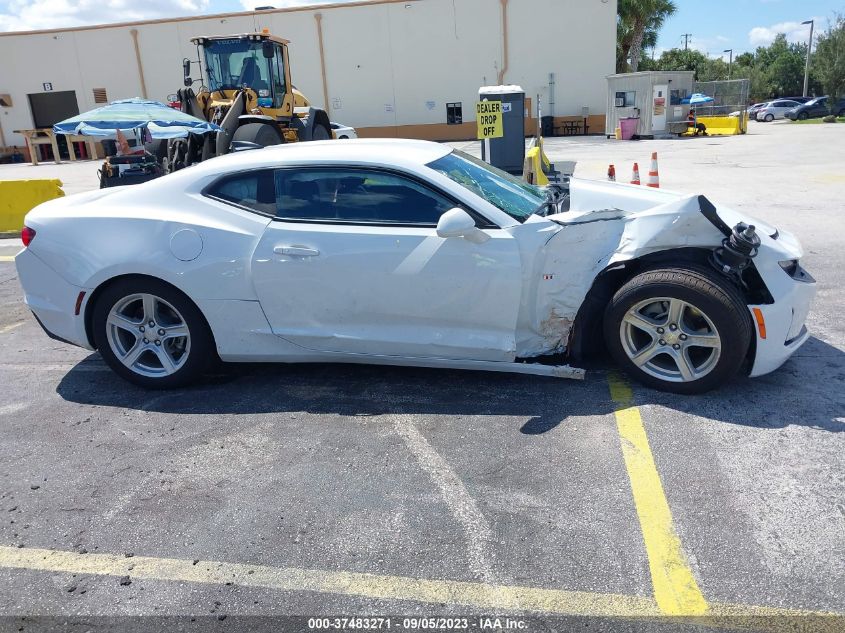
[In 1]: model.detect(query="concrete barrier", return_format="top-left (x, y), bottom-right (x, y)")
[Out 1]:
top-left (0, 179), bottom-right (64, 233)
top-left (686, 116), bottom-right (742, 136)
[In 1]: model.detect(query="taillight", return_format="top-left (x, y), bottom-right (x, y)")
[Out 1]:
top-left (21, 226), bottom-right (36, 247)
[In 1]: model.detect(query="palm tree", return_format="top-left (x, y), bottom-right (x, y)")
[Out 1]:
top-left (618, 0), bottom-right (677, 72)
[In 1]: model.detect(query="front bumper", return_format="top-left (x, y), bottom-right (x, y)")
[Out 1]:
top-left (748, 267), bottom-right (816, 377)
top-left (15, 249), bottom-right (93, 350)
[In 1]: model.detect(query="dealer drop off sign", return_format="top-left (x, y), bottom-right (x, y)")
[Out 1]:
top-left (476, 100), bottom-right (503, 139)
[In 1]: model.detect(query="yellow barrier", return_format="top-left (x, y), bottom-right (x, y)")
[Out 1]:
top-left (686, 116), bottom-right (742, 136)
top-left (0, 179), bottom-right (64, 232)
top-left (522, 138), bottom-right (551, 186)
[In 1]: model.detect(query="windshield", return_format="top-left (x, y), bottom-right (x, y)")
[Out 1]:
top-left (426, 150), bottom-right (544, 222)
top-left (806, 97), bottom-right (826, 106)
top-left (203, 39), bottom-right (273, 94)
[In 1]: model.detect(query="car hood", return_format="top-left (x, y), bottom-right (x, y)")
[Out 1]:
top-left (547, 177), bottom-right (779, 241)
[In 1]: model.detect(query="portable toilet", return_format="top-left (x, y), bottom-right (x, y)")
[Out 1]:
top-left (478, 85), bottom-right (525, 173)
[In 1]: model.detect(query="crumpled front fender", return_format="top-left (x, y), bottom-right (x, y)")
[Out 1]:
top-left (516, 186), bottom-right (732, 358)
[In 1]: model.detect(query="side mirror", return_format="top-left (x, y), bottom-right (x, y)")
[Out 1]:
top-left (183, 59), bottom-right (192, 87)
top-left (262, 40), bottom-right (275, 59)
top-left (436, 208), bottom-right (490, 244)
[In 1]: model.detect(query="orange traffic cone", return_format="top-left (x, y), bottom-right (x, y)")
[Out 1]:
top-left (607, 164), bottom-right (616, 181)
top-left (630, 162), bottom-right (641, 185)
top-left (647, 152), bottom-right (660, 188)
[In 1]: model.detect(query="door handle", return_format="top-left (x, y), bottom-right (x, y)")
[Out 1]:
top-left (274, 245), bottom-right (320, 257)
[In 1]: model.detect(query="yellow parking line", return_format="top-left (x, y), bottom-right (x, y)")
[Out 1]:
top-left (0, 545), bottom-right (657, 617)
top-left (0, 545), bottom-right (840, 631)
top-left (0, 322), bottom-right (24, 335)
top-left (608, 373), bottom-right (708, 616)
top-left (0, 255), bottom-right (16, 262)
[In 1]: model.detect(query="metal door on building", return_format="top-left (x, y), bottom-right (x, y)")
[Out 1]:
top-left (652, 84), bottom-right (667, 132)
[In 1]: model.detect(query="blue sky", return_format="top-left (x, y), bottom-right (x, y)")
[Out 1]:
top-left (0, 0), bottom-right (841, 49)
top-left (654, 0), bottom-right (842, 60)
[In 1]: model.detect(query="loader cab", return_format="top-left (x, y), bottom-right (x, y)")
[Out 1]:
top-left (193, 34), bottom-right (294, 119)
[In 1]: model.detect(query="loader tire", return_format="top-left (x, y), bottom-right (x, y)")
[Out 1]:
top-left (231, 123), bottom-right (284, 148)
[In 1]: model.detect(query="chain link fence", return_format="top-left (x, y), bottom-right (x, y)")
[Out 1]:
top-left (692, 78), bottom-right (751, 132)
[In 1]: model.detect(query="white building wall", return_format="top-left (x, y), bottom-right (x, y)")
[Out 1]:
top-left (0, 0), bottom-right (616, 147)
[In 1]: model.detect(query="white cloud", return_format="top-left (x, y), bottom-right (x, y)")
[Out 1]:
top-left (0, 0), bottom-right (210, 31)
top-left (748, 18), bottom-right (824, 47)
top-left (239, 0), bottom-right (346, 10)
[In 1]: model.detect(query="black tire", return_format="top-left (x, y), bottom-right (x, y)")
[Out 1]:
top-left (92, 278), bottom-right (215, 389)
top-left (231, 122), bottom-right (284, 147)
top-left (798, 111), bottom-right (809, 120)
top-left (764, 114), bottom-right (774, 122)
top-left (311, 122), bottom-right (331, 141)
top-left (603, 267), bottom-right (752, 395)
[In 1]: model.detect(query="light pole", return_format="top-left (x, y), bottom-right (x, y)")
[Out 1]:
top-left (802, 19), bottom-right (814, 97)
top-left (724, 49), bottom-right (733, 80)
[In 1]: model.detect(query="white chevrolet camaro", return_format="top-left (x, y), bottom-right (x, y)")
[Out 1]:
top-left (16, 139), bottom-right (815, 393)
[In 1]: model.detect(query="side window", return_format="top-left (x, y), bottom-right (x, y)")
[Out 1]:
top-left (273, 45), bottom-right (287, 109)
top-left (206, 170), bottom-right (275, 215)
top-left (274, 169), bottom-right (456, 225)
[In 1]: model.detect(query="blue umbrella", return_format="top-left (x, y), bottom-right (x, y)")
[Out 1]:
top-left (682, 93), bottom-right (715, 105)
top-left (53, 98), bottom-right (220, 139)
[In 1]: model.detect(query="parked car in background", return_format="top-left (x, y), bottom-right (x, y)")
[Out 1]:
top-left (756, 100), bottom-right (802, 122)
top-left (786, 96), bottom-right (845, 120)
top-left (331, 122), bottom-right (358, 139)
top-left (747, 103), bottom-right (769, 120)
top-left (782, 96), bottom-right (814, 104)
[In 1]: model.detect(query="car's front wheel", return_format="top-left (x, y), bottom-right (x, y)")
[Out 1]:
top-left (604, 267), bottom-right (752, 394)
top-left (92, 278), bottom-right (215, 389)
top-left (798, 111), bottom-right (809, 120)
top-left (764, 113), bottom-right (774, 122)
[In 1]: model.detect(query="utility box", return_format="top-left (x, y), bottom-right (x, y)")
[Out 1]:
top-left (606, 71), bottom-right (694, 138)
top-left (478, 85), bottom-right (525, 174)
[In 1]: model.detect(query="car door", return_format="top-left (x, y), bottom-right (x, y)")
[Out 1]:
top-left (249, 166), bottom-right (523, 361)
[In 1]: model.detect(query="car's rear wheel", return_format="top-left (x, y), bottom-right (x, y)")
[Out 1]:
top-left (93, 278), bottom-right (215, 389)
top-left (604, 267), bottom-right (752, 394)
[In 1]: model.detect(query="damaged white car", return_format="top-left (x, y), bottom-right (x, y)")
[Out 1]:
top-left (16, 139), bottom-right (815, 393)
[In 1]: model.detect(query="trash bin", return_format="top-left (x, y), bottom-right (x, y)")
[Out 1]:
top-left (619, 117), bottom-right (640, 140)
top-left (478, 85), bottom-right (525, 174)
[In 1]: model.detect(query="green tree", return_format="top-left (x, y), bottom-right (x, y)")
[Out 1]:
top-left (617, 0), bottom-right (677, 72)
top-left (814, 14), bottom-right (845, 111)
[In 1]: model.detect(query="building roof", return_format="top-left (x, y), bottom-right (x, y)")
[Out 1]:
top-left (0, 0), bottom-right (421, 37)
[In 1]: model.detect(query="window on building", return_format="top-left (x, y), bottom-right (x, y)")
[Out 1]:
top-left (446, 102), bottom-right (463, 125)
top-left (615, 90), bottom-right (637, 108)
top-left (670, 89), bottom-right (688, 105)
top-left (615, 91), bottom-right (636, 107)
top-left (274, 168), bottom-right (455, 225)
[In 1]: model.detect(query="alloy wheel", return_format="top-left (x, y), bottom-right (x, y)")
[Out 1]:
top-left (619, 297), bottom-right (722, 383)
top-left (105, 293), bottom-right (191, 377)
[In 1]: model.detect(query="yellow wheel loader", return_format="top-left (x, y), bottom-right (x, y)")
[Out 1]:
top-left (165, 31), bottom-right (332, 172)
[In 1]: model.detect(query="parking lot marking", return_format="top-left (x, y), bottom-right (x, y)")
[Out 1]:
top-left (0, 321), bottom-right (24, 334)
top-left (0, 256), bottom-right (15, 262)
top-left (0, 544), bottom-right (657, 617)
top-left (608, 373), bottom-right (708, 616)
top-left (0, 545), bottom-right (840, 630)
top-left (393, 414), bottom-right (496, 585)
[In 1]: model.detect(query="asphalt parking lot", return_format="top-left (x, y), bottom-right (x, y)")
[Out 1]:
top-left (0, 122), bottom-right (843, 631)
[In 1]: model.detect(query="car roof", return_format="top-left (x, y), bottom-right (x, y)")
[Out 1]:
top-left (181, 138), bottom-right (453, 178)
